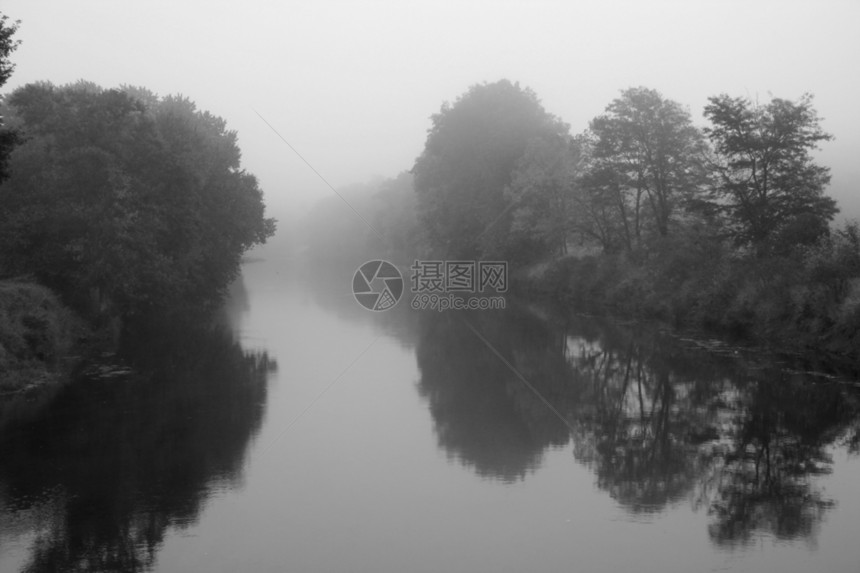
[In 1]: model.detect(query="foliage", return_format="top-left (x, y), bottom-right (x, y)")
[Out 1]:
top-left (372, 171), bottom-right (422, 263)
top-left (565, 133), bottom-right (630, 253)
top-left (0, 81), bottom-right (276, 317)
top-left (501, 86), bottom-right (852, 360)
top-left (412, 80), bottom-right (569, 258)
top-left (588, 87), bottom-right (707, 242)
top-left (0, 280), bottom-right (84, 392)
top-left (0, 12), bottom-right (19, 87)
top-left (301, 81), bottom-right (851, 360)
top-left (534, 218), bottom-right (860, 361)
top-left (504, 133), bottom-right (582, 259)
top-left (0, 12), bottom-right (21, 183)
top-left (703, 93), bottom-right (837, 251)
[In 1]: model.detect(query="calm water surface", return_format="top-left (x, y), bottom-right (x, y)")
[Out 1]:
top-left (2, 248), bottom-right (860, 572)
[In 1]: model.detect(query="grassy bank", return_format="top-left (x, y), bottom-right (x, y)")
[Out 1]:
top-left (0, 279), bottom-right (88, 394)
top-left (521, 230), bottom-right (860, 363)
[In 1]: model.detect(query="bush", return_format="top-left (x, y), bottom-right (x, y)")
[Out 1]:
top-left (0, 280), bottom-right (85, 392)
top-left (529, 220), bottom-right (860, 361)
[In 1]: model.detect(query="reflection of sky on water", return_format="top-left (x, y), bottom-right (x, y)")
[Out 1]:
top-left (2, 253), bottom-right (860, 572)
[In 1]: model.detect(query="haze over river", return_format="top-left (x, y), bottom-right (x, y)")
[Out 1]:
top-left (2, 247), bottom-right (860, 572)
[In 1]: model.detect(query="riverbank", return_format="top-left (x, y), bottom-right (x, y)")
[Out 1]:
top-left (517, 239), bottom-right (860, 366)
top-left (0, 280), bottom-right (90, 396)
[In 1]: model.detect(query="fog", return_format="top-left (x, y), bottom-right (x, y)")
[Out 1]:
top-left (4, 4), bottom-right (860, 571)
top-left (4, 0), bottom-right (859, 220)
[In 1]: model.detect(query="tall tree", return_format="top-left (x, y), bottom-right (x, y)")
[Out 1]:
top-left (0, 82), bottom-right (275, 316)
top-left (703, 93), bottom-right (836, 250)
top-left (412, 80), bottom-right (569, 258)
top-left (589, 87), bottom-right (707, 242)
top-left (574, 140), bottom-right (635, 253)
top-left (0, 12), bottom-right (21, 183)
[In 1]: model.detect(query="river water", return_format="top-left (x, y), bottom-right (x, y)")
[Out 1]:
top-left (2, 248), bottom-right (860, 572)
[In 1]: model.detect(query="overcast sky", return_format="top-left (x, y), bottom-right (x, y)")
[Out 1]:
top-left (3, 0), bottom-right (859, 220)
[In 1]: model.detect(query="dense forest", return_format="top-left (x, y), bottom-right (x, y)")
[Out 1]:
top-left (306, 79), bottom-right (860, 360)
top-left (0, 17), bottom-right (275, 390)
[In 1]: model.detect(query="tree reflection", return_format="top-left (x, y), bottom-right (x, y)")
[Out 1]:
top-left (414, 308), bottom-right (572, 481)
top-left (565, 323), bottom-right (860, 541)
top-left (563, 319), bottom-right (753, 514)
top-left (412, 303), bottom-right (860, 545)
top-left (0, 319), bottom-right (275, 573)
top-left (705, 372), bottom-right (858, 546)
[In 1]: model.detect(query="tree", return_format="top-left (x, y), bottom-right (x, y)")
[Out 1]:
top-left (503, 134), bottom-right (582, 257)
top-left (566, 130), bottom-right (645, 253)
top-left (372, 171), bottom-right (422, 263)
top-left (0, 81), bottom-right (275, 316)
top-left (412, 80), bottom-right (569, 258)
top-left (703, 93), bottom-right (837, 251)
top-left (0, 81), bottom-right (163, 304)
top-left (148, 94), bottom-right (275, 303)
top-left (589, 87), bottom-right (707, 242)
top-left (0, 12), bottom-right (21, 183)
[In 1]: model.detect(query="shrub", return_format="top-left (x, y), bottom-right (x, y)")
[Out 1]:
top-left (0, 280), bottom-right (84, 392)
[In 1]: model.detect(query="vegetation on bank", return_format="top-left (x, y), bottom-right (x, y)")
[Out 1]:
top-left (0, 13), bottom-right (19, 183)
top-left (0, 16), bottom-right (275, 390)
top-left (304, 79), bottom-right (859, 361)
top-left (0, 81), bottom-right (274, 386)
top-left (408, 82), bottom-right (839, 262)
top-left (0, 81), bottom-right (276, 318)
top-left (523, 223), bottom-right (860, 359)
top-left (0, 280), bottom-right (86, 392)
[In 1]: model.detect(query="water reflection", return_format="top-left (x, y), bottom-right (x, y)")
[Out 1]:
top-left (704, 373), bottom-right (853, 547)
top-left (562, 318), bottom-right (749, 515)
top-left (0, 318), bottom-right (275, 572)
top-left (411, 304), bottom-right (860, 545)
top-left (415, 308), bottom-right (570, 481)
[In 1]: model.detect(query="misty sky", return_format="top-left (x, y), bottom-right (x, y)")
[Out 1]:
top-left (3, 0), bottom-right (859, 221)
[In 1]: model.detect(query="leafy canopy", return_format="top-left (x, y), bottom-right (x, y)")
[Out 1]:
top-left (703, 93), bottom-right (836, 250)
top-left (590, 87), bottom-right (707, 239)
top-left (412, 80), bottom-right (569, 258)
top-left (0, 12), bottom-right (21, 183)
top-left (0, 81), bottom-right (276, 316)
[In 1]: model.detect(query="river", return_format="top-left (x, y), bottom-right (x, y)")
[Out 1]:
top-left (2, 247), bottom-right (860, 572)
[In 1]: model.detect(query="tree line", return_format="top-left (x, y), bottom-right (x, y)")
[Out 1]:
top-left (1, 13), bottom-right (274, 325)
top-left (0, 79), bottom-right (276, 319)
top-left (411, 80), bottom-right (839, 261)
top-left (305, 79), bottom-right (859, 357)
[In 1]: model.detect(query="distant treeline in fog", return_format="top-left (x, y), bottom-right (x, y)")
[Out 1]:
top-left (305, 80), bottom-right (860, 359)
